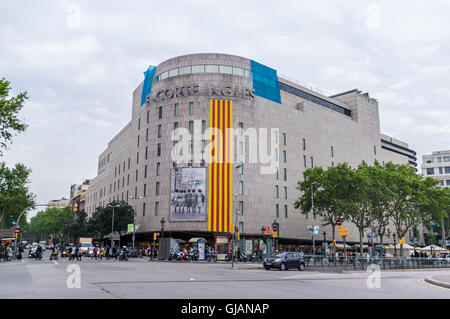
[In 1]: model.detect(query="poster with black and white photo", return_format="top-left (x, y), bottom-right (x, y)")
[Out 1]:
top-left (170, 167), bottom-right (206, 221)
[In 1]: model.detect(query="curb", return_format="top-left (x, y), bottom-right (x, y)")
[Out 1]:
top-left (424, 276), bottom-right (450, 289)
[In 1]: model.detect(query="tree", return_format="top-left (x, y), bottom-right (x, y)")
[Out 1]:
top-left (0, 77), bottom-right (28, 156)
top-left (294, 163), bottom-right (354, 251)
top-left (23, 207), bottom-right (73, 243)
top-left (87, 201), bottom-right (134, 242)
top-left (0, 162), bottom-right (35, 227)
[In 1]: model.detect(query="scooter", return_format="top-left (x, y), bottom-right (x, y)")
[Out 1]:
top-left (206, 250), bottom-right (218, 262)
top-left (119, 249), bottom-right (129, 261)
top-left (49, 249), bottom-right (59, 260)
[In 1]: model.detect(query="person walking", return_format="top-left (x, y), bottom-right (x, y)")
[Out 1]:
top-left (0, 244), bottom-right (5, 262)
top-left (6, 245), bottom-right (13, 261)
top-left (36, 245), bottom-right (43, 260)
top-left (77, 246), bottom-right (82, 261)
top-left (93, 246), bottom-right (98, 260)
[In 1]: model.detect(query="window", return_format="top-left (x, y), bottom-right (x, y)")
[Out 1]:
top-left (189, 102), bottom-right (194, 115)
top-left (142, 203), bottom-right (146, 216)
top-left (275, 168), bottom-right (279, 180)
top-left (157, 163), bottom-right (160, 176)
top-left (146, 128), bottom-right (149, 141)
top-left (282, 133), bottom-right (286, 145)
top-left (283, 151), bottom-right (287, 163)
top-left (233, 67), bottom-right (245, 76)
top-left (191, 65), bottom-right (205, 73)
top-left (168, 68), bottom-right (178, 77)
top-left (136, 169), bottom-right (138, 182)
top-left (174, 103), bottom-right (179, 116)
top-left (284, 186), bottom-right (287, 199)
top-left (136, 152), bottom-right (139, 164)
top-left (127, 174), bottom-right (129, 186)
top-left (439, 167), bottom-right (443, 174)
top-left (158, 106), bottom-right (162, 119)
top-left (128, 158), bottom-right (130, 169)
top-left (445, 167), bottom-right (450, 174)
top-left (237, 201), bottom-right (243, 216)
top-left (135, 187), bottom-right (137, 199)
top-left (239, 222), bottom-right (244, 234)
top-left (331, 146), bottom-right (334, 158)
top-left (310, 157), bottom-right (314, 168)
top-left (238, 164), bottom-right (243, 175)
top-left (189, 121), bottom-right (194, 134)
top-left (157, 143), bottom-right (161, 156)
top-left (115, 167), bottom-right (117, 177)
top-left (155, 202), bottom-right (159, 216)
top-left (374, 145), bottom-right (376, 155)
top-left (441, 180), bottom-right (444, 186)
top-left (137, 135), bottom-right (140, 147)
top-left (303, 155), bottom-right (307, 168)
top-left (179, 66), bottom-right (191, 75)
top-left (276, 204), bottom-right (279, 218)
top-left (438, 157), bottom-right (442, 163)
top-left (239, 122), bottom-right (244, 135)
top-left (145, 146), bottom-right (148, 160)
top-left (144, 165), bottom-right (147, 178)
top-left (444, 156), bottom-right (450, 162)
top-left (302, 138), bottom-right (306, 150)
top-left (275, 185), bottom-right (279, 198)
top-left (143, 184), bottom-right (147, 197)
top-left (284, 205), bottom-right (288, 218)
top-left (205, 65), bottom-right (219, 73)
top-left (447, 180), bottom-right (450, 186)
top-left (201, 120), bottom-right (206, 134)
top-left (219, 65), bottom-right (232, 74)
top-left (239, 181), bottom-right (243, 195)
top-left (138, 118), bottom-right (141, 130)
top-left (427, 168), bottom-right (435, 175)
top-left (147, 110), bottom-right (150, 123)
top-left (156, 182), bottom-right (160, 195)
top-left (158, 124), bottom-right (162, 138)
top-left (283, 168), bottom-right (287, 181)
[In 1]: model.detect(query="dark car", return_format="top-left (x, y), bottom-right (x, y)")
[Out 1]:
top-left (263, 252), bottom-right (305, 271)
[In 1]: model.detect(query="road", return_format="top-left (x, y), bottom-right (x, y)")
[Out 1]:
top-left (0, 251), bottom-right (448, 299)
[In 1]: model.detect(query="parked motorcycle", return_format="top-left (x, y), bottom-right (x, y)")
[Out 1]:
top-left (49, 248), bottom-right (59, 260)
top-left (206, 250), bottom-right (218, 262)
top-left (250, 252), bottom-right (263, 263)
top-left (187, 250), bottom-right (199, 261)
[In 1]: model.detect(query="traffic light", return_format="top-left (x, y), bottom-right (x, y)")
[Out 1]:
top-left (400, 237), bottom-right (405, 245)
top-left (237, 232), bottom-right (240, 241)
top-left (338, 224), bottom-right (343, 236)
top-left (73, 203), bottom-right (78, 212)
top-left (333, 239), bottom-right (336, 246)
top-left (344, 228), bottom-right (349, 237)
top-left (153, 233), bottom-right (157, 241)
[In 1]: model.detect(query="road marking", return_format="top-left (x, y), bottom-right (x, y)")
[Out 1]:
top-left (418, 278), bottom-right (449, 290)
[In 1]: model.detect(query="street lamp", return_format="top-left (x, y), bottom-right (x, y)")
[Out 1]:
top-left (323, 231), bottom-right (327, 241)
top-left (393, 233), bottom-right (397, 257)
top-left (272, 219), bottom-right (279, 252)
top-left (232, 164), bottom-right (242, 268)
top-left (129, 196), bottom-right (143, 250)
top-left (310, 181), bottom-right (319, 256)
top-left (160, 217), bottom-right (166, 259)
top-left (110, 204), bottom-right (120, 250)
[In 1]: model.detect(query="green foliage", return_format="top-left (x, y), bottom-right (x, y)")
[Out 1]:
top-left (23, 207), bottom-right (73, 242)
top-left (87, 201), bottom-right (134, 240)
top-left (294, 161), bottom-right (449, 253)
top-left (0, 77), bottom-right (28, 155)
top-left (0, 162), bottom-right (35, 227)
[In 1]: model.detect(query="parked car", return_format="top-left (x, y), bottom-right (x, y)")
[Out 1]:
top-left (263, 252), bottom-right (305, 271)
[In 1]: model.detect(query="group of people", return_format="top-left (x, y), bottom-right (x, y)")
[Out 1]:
top-left (0, 244), bottom-right (26, 261)
top-left (171, 189), bottom-right (205, 215)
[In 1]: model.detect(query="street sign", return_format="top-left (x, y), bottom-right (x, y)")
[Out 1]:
top-left (14, 228), bottom-right (20, 234)
top-left (307, 226), bottom-right (320, 235)
top-left (264, 227), bottom-right (270, 235)
top-left (336, 220), bottom-right (342, 226)
top-left (409, 237), bottom-right (419, 244)
top-left (366, 232), bottom-right (378, 239)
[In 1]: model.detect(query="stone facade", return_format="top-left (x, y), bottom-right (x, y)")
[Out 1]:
top-left (85, 53), bottom-right (417, 245)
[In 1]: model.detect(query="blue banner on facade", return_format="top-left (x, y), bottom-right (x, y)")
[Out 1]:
top-left (250, 60), bottom-right (281, 104)
top-left (141, 66), bottom-right (156, 106)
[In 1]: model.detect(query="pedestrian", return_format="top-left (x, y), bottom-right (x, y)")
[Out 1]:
top-left (36, 245), bottom-right (43, 260)
top-left (6, 245), bottom-right (13, 261)
top-left (93, 246), bottom-right (98, 260)
top-left (0, 244), bottom-right (5, 262)
top-left (77, 246), bottom-right (82, 261)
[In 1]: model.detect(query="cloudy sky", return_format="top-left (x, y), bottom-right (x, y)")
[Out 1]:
top-left (1, 1), bottom-right (449, 218)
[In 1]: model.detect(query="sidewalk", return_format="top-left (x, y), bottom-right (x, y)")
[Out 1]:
top-left (425, 275), bottom-right (450, 289)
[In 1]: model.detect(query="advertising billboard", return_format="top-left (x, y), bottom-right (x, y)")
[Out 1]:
top-left (170, 167), bottom-right (206, 221)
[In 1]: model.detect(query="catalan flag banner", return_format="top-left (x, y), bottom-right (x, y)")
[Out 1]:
top-left (208, 99), bottom-right (233, 233)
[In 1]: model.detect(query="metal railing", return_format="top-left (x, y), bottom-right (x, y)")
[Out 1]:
top-left (302, 255), bottom-right (450, 271)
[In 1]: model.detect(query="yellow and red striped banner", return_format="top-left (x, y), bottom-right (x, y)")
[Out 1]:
top-left (208, 99), bottom-right (233, 233)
